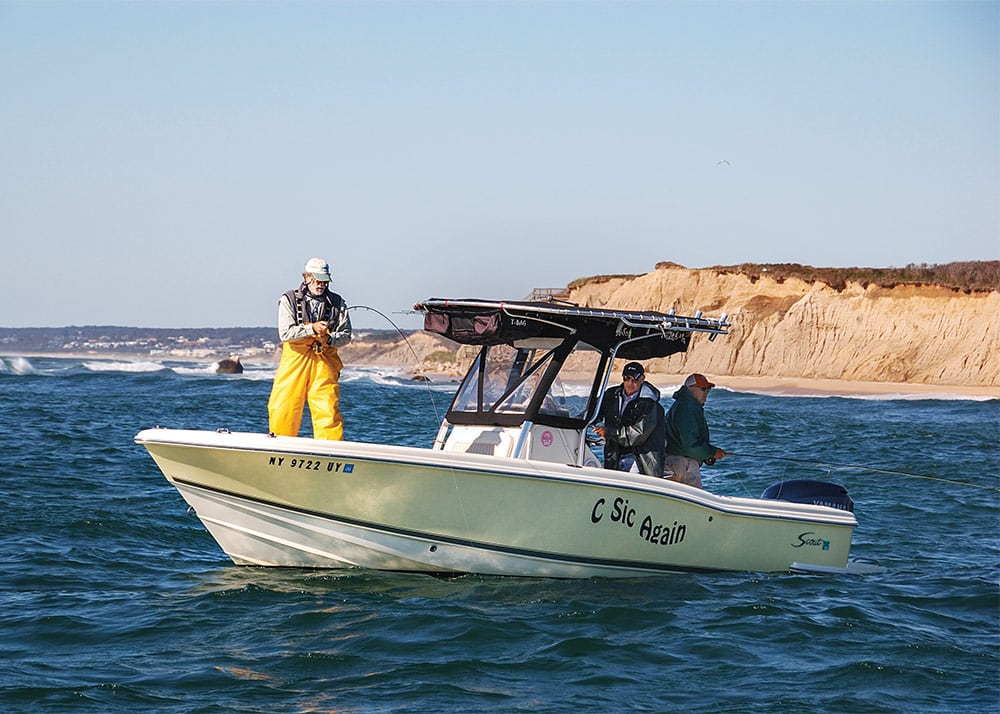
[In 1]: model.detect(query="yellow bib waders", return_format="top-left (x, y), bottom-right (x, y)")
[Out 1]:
top-left (267, 337), bottom-right (345, 440)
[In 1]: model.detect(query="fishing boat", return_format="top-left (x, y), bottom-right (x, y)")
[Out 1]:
top-left (136, 298), bottom-right (862, 577)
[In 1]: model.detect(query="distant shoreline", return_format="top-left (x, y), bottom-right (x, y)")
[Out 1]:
top-left (5, 350), bottom-right (997, 399)
top-left (645, 372), bottom-right (999, 400)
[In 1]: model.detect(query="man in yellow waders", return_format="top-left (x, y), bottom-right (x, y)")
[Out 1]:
top-left (267, 258), bottom-right (352, 439)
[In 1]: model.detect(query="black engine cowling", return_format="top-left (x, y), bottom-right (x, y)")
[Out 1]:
top-left (760, 479), bottom-right (854, 512)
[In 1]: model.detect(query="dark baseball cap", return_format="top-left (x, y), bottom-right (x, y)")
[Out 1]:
top-left (622, 362), bottom-right (645, 379)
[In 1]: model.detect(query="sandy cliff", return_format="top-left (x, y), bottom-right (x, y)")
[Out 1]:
top-left (566, 266), bottom-right (999, 388)
top-left (340, 265), bottom-right (998, 392)
top-left (341, 330), bottom-right (459, 371)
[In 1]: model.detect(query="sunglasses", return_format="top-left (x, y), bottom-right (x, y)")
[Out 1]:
top-left (623, 375), bottom-right (643, 382)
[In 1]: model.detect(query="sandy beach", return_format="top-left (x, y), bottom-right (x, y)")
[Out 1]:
top-left (643, 372), bottom-right (1000, 400)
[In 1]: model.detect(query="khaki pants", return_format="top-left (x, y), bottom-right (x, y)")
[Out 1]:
top-left (267, 339), bottom-right (344, 440)
top-left (664, 454), bottom-right (702, 489)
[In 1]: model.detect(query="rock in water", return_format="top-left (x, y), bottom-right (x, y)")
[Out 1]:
top-left (216, 356), bottom-right (243, 374)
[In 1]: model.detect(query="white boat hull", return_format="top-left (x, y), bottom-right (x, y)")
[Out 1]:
top-left (137, 428), bottom-right (858, 577)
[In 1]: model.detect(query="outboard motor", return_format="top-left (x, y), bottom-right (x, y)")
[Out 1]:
top-left (761, 479), bottom-right (854, 512)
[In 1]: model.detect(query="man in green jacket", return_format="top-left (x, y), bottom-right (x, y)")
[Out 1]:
top-left (664, 373), bottom-right (727, 489)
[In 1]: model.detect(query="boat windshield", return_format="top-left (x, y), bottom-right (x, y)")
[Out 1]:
top-left (452, 344), bottom-right (549, 415)
top-left (447, 341), bottom-right (603, 427)
top-left (539, 344), bottom-right (602, 421)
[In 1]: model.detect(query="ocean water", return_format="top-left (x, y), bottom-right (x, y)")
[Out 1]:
top-left (1, 356), bottom-right (997, 713)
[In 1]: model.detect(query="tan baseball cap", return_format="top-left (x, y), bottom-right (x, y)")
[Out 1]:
top-left (303, 257), bottom-right (331, 282)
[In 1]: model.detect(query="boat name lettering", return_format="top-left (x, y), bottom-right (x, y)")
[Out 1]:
top-left (267, 456), bottom-right (355, 474)
top-left (792, 532), bottom-right (830, 550)
top-left (639, 516), bottom-right (686, 546)
top-left (590, 497), bottom-right (687, 546)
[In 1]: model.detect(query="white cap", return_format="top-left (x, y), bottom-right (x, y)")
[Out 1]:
top-left (303, 257), bottom-right (331, 282)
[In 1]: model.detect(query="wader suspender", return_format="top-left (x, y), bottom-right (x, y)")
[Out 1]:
top-left (286, 288), bottom-right (342, 336)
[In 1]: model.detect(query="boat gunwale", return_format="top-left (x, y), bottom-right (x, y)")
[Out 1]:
top-left (135, 428), bottom-right (859, 528)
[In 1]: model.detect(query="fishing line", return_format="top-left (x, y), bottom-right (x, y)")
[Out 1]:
top-left (349, 305), bottom-right (471, 516)
top-left (347, 305), bottom-right (443, 424)
top-left (728, 451), bottom-right (1000, 492)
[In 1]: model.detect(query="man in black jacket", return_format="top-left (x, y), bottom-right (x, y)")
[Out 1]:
top-left (594, 362), bottom-right (666, 476)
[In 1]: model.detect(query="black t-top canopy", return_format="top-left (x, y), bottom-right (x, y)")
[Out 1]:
top-left (414, 298), bottom-right (729, 360)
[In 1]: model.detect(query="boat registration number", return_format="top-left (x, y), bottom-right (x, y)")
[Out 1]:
top-left (267, 455), bottom-right (355, 473)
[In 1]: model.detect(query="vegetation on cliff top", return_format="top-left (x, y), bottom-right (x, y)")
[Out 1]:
top-left (566, 274), bottom-right (642, 289)
top-left (568, 261), bottom-right (998, 293)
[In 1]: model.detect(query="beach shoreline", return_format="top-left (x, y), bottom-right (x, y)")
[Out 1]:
top-left (5, 350), bottom-right (997, 399)
top-left (643, 372), bottom-right (1000, 400)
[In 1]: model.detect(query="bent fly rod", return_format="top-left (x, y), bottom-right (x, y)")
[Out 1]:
top-left (347, 304), bottom-right (443, 423)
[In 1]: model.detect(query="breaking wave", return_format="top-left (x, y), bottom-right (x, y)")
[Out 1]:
top-left (83, 360), bottom-right (169, 373)
top-left (0, 356), bottom-right (36, 375)
top-left (0, 355), bottom-right (993, 402)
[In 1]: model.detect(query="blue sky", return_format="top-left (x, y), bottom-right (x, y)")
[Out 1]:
top-left (1, 1), bottom-right (996, 330)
